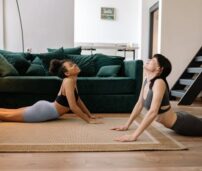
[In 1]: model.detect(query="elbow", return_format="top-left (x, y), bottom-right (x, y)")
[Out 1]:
top-left (69, 104), bottom-right (78, 112)
top-left (137, 102), bottom-right (143, 110)
top-left (147, 109), bottom-right (158, 118)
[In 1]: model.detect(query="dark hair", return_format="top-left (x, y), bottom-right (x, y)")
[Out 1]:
top-left (149, 54), bottom-right (172, 90)
top-left (49, 59), bottom-right (72, 78)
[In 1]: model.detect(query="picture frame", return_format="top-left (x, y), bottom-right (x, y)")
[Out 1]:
top-left (101, 7), bottom-right (115, 20)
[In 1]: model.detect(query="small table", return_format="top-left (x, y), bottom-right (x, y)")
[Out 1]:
top-left (117, 48), bottom-right (136, 60)
top-left (81, 47), bottom-right (96, 55)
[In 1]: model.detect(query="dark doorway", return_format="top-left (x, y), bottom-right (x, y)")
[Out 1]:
top-left (149, 2), bottom-right (159, 58)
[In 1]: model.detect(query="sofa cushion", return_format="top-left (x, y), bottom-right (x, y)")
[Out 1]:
top-left (77, 77), bottom-right (136, 95)
top-left (65, 54), bottom-right (96, 76)
top-left (30, 48), bottom-right (65, 73)
top-left (93, 53), bottom-right (125, 74)
top-left (96, 65), bottom-right (121, 77)
top-left (26, 57), bottom-right (46, 76)
top-left (47, 46), bottom-right (82, 55)
top-left (0, 49), bottom-right (32, 60)
top-left (0, 76), bottom-right (62, 94)
top-left (0, 54), bottom-right (19, 76)
top-left (3, 54), bottom-right (30, 75)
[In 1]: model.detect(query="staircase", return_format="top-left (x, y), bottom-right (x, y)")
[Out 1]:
top-left (170, 46), bottom-right (202, 105)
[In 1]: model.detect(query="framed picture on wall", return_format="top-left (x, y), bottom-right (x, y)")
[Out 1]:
top-left (101, 7), bottom-right (115, 20)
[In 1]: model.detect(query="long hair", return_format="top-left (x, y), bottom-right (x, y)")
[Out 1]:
top-left (49, 59), bottom-right (72, 78)
top-left (149, 54), bottom-right (172, 90)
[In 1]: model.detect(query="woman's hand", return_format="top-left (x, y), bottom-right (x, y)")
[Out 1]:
top-left (89, 115), bottom-right (102, 119)
top-left (114, 134), bottom-right (137, 142)
top-left (110, 125), bottom-right (129, 131)
top-left (89, 119), bottom-right (103, 124)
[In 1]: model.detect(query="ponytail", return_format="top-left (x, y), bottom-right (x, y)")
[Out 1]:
top-left (149, 76), bottom-right (170, 90)
top-left (150, 54), bottom-right (172, 90)
top-left (49, 59), bottom-right (67, 78)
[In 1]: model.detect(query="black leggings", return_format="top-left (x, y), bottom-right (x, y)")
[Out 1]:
top-left (171, 111), bottom-right (202, 136)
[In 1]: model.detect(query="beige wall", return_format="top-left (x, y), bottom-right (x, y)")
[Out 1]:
top-left (75, 0), bottom-right (140, 44)
top-left (140, 0), bottom-right (159, 60)
top-left (0, 0), bottom-right (4, 49)
top-left (160, 0), bottom-right (202, 87)
top-left (2, 0), bottom-right (74, 53)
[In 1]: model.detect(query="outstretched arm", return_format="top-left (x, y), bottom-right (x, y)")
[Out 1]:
top-left (64, 79), bottom-right (101, 124)
top-left (115, 79), bottom-right (166, 142)
top-left (111, 82), bottom-right (144, 131)
top-left (77, 98), bottom-right (95, 119)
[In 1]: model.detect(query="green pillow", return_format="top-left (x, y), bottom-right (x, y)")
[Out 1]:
top-left (96, 65), bottom-right (121, 77)
top-left (0, 49), bottom-right (31, 60)
top-left (0, 54), bottom-right (19, 76)
top-left (93, 53), bottom-right (124, 73)
top-left (47, 46), bottom-right (82, 55)
top-left (26, 57), bottom-right (46, 76)
top-left (65, 54), bottom-right (96, 76)
top-left (3, 54), bottom-right (30, 75)
top-left (31, 47), bottom-right (65, 72)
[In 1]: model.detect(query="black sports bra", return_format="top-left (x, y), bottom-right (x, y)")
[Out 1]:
top-left (143, 79), bottom-right (171, 114)
top-left (55, 89), bottom-right (79, 107)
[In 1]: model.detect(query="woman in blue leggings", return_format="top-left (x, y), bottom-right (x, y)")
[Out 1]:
top-left (0, 59), bottom-right (101, 124)
top-left (111, 54), bottom-right (202, 141)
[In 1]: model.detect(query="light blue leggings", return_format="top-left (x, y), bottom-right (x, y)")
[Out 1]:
top-left (23, 100), bottom-right (60, 122)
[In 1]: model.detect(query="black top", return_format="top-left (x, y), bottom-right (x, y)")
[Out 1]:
top-left (55, 89), bottom-right (79, 107)
top-left (143, 79), bottom-right (171, 114)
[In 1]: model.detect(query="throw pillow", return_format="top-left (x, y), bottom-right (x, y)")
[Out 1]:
top-left (31, 47), bottom-right (65, 73)
top-left (3, 54), bottom-right (30, 75)
top-left (96, 65), bottom-right (121, 77)
top-left (0, 54), bottom-right (19, 76)
top-left (26, 57), bottom-right (46, 76)
top-left (64, 54), bottom-right (96, 76)
top-left (47, 46), bottom-right (82, 55)
top-left (0, 49), bottom-right (32, 60)
top-left (93, 53), bottom-right (124, 74)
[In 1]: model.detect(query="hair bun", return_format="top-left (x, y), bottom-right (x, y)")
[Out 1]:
top-left (49, 59), bottom-right (62, 75)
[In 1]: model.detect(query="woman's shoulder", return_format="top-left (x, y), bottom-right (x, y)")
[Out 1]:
top-left (152, 78), bottom-right (166, 90)
top-left (62, 78), bottom-right (75, 85)
top-left (63, 77), bottom-right (74, 82)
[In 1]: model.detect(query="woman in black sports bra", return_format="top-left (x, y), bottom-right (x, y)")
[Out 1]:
top-left (0, 59), bottom-right (102, 124)
top-left (50, 59), bottom-right (102, 124)
top-left (111, 54), bottom-right (202, 142)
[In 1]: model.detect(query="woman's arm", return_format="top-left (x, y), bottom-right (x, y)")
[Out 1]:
top-left (111, 82), bottom-right (144, 131)
top-left (115, 79), bottom-right (166, 141)
top-left (63, 79), bottom-right (99, 123)
top-left (77, 98), bottom-right (102, 119)
top-left (77, 98), bottom-right (97, 119)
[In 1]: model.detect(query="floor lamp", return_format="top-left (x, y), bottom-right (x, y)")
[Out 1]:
top-left (16, 0), bottom-right (24, 52)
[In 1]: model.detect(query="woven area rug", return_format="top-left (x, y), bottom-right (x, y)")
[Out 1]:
top-left (0, 115), bottom-right (187, 152)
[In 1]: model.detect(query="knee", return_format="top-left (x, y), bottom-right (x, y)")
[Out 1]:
top-left (0, 110), bottom-right (24, 121)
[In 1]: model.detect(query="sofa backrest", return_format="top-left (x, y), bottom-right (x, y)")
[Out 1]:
top-left (0, 48), bottom-right (126, 77)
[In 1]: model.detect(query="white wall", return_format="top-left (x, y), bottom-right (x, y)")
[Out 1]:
top-left (74, 0), bottom-right (139, 44)
top-left (0, 0), bottom-right (4, 49)
top-left (160, 0), bottom-right (202, 87)
top-left (3, 0), bottom-right (74, 53)
top-left (140, 0), bottom-right (158, 60)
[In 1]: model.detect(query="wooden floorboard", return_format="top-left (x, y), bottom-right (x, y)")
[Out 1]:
top-left (0, 101), bottom-right (201, 171)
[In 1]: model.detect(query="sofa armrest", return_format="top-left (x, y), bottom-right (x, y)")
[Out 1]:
top-left (124, 60), bottom-right (143, 96)
top-left (124, 60), bottom-right (143, 79)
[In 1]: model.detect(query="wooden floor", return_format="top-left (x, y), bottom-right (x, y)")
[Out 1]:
top-left (0, 101), bottom-right (201, 171)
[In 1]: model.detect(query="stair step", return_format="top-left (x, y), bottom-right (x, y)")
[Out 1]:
top-left (179, 79), bottom-right (194, 86)
top-left (170, 90), bottom-right (185, 98)
top-left (187, 67), bottom-right (202, 73)
top-left (195, 56), bottom-right (202, 62)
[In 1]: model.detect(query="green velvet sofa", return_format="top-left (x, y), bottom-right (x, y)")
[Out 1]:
top-left (0, 47), bottom-right (143, 113)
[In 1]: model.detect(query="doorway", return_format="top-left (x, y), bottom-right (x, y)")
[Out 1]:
top-left (149, 2), bottom-right (159, 58)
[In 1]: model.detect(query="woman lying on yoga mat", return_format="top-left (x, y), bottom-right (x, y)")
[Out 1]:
top-left (0, 59), bottom-right (101, 124)
top-left (111, 54), bottom-right (202, 141)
